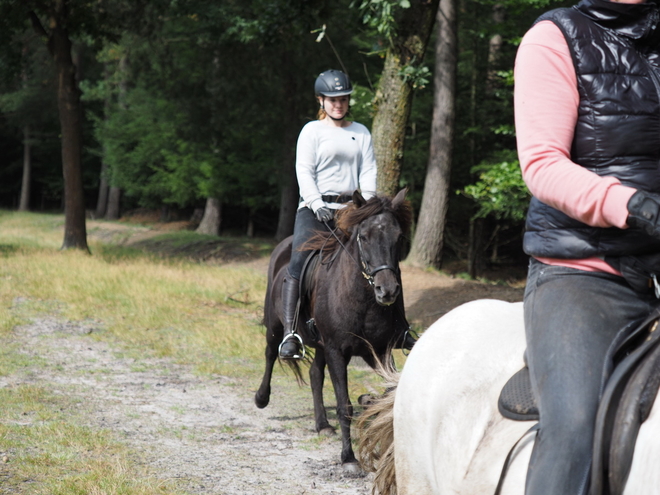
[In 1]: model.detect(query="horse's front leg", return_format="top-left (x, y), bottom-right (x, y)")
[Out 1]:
top-left (325, 348), bottom-right (361, 474)
top-left (310, 349), bottom-right (335, 435)
top-left (254, 337), bottom-right (278, 409)
top-left (254, 318), bottom-right (282, 409)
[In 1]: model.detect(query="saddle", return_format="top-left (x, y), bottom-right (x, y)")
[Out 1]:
top-left (498, 306), bottom-right (660, 495)
top-left (294, 250), bottom-right (322, 345)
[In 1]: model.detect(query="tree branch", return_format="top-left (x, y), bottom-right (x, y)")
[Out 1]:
top-left (28, 10), bottom-right (53, 55)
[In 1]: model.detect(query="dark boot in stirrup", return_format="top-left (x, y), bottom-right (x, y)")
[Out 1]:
top-left (401, 329), bottom-right (417, 351)
top-left (278, 274), bottom-right (303, 359)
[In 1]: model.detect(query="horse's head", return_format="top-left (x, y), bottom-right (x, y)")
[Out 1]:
top-left (336, 189), bottom-right (412, 306)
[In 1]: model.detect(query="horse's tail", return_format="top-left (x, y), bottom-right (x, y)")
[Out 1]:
top-left (282, 350), bottom-right (312, 385)
top-left (356, 360), bottom-right (400, 495)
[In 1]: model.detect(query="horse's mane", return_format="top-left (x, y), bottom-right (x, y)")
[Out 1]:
top-left (302, 194), bottom-right (413, 259)
top-left (355, 358), bottom-right (400, 495)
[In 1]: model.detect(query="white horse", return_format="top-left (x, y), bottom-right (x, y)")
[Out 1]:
top-left (356, 299), bottom-right (660, 495)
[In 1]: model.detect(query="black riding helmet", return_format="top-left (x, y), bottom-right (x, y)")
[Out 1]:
top-left (314, 70), bottom-right (353, 97)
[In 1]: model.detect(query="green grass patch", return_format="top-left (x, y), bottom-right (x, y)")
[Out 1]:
top-left (0, 385), bottom-right (180, 494)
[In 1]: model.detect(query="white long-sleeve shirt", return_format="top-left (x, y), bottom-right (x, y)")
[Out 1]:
top-left (295, 120), bottom-right (378, 212)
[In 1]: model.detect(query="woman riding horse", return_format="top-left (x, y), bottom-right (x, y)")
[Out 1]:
top-left (515, 0), bottom-right (660, 492)
top-left (279, 69), bottom-right (415, 359)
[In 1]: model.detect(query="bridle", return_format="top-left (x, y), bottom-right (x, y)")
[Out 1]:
top-left (322, 219), bottom-right (398, 287)
top-left (356, 232), bottom-right (399, 287)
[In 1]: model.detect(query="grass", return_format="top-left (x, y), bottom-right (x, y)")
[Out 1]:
top-left (0, 211), bottom-right (268, 378)
top-left (0, 385), bottom-right (179, 494)
top-left (0, 210), bottom-right (401, 494)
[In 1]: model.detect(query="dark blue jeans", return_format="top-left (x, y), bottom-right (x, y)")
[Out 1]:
top-left (288, 207), bottom-right (333, 280)
top-left (523, 258), bottom-right (657, 495)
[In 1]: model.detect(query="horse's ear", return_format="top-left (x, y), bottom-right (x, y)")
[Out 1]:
top-left (392, 188), bottom-right (408, 208)
top-left (353, 190), bottom-right (367, 208)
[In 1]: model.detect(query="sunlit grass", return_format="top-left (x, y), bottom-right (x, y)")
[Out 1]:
top-left (0, 385), bottom-right (180, 494)
top-left (0, 211), bottom-right (269, 379)
top-left (0, 210), bottom-right (398, 394)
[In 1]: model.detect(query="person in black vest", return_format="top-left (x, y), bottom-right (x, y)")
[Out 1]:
top-left (515, 0), bottom-right (660, 492)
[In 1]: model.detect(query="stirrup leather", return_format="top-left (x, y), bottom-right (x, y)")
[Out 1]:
top-left (278, 332), bottom-right (305, 360)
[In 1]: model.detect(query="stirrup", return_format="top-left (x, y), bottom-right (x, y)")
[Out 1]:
top-left (402, 328), bottom-right (418, 356)
top-left (278, 332), bottom-right (305, 360)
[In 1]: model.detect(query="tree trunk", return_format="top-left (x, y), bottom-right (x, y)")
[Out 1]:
top-left (30, 5), bottom-right (88, 250)
top-left (19, 125), bottom-right (31, 211)
top-left (196, 197), bottom-right (222, 236)
top-left (468, 217), bottom-right (484, 278)
top-left (276, 170), bottom-right (298, 241)
top-left (372, 0), bottom-right (440, 196)
top-left (407, 0), bottom-right (457, 269)
top-left (275, 49), bottom-right (300, 241)
top-left (95, 65), bottom-right (111, 219)
top-left (106, 187), bottom-right (121, 220)
top-left (105, 53), bottom-right (129, 221)
top-left (95, 161), bottom-right (109, 219)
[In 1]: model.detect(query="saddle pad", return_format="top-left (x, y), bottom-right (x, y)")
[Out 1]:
top-left (498, 367), bottom-right (539, 422)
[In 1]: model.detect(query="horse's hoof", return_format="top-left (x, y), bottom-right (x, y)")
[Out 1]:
top-left (254, 393), bottom-right (269, 409)
top-left (342, 462), bottom-right (364, 477)
top-left (318, 427), bottom-right (336, 437)
top-left (358, 394), bottom-right (374, 407)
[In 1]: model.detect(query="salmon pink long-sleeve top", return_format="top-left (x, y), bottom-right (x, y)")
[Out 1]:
top-left (514, 20), bottom-right (638, 274)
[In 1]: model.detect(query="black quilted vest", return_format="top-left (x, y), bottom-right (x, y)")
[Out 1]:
top-left (523, 0), bottom-right (660, 259)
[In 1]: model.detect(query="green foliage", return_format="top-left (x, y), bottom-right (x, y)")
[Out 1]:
top-left (461, 154), bottom-right (530, 222)
top-left (349, 83), bottom-right (376, 127)
top-left (399, 61), bottom-right (431, 89)
top-left (351, 0), bottom-right (411, 41)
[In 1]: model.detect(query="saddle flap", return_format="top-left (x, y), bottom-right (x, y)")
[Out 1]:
top-left (608, 340), bottom-right (660, 494)
top-left (592, 312), bottom-right (660, 495)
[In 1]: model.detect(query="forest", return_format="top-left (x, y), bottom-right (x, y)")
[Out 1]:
top-left (0, 0), bottom-right (567, 276)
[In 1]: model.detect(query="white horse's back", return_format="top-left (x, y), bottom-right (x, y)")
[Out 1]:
top-left (394, 299), bottom-right (531, 494)
top-left (392, 298), bottom-right (660, 495)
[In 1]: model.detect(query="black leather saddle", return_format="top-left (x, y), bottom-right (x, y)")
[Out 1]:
top-left (294, 250), bottom-right (322, 344)
top-left (498, 306), bottom-right (660, 495)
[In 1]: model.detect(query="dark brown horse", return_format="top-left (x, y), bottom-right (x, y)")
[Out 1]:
top-left (254, 189), bottom-right (413, 473)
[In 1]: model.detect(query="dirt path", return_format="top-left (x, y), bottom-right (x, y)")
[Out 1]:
top-left (2, 315), bottom-right (373, 494)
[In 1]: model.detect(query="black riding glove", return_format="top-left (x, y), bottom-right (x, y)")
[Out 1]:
top-left (315, 207), bottom-right (334, 223)
top-left (627, 190), bottom-right (660, 238)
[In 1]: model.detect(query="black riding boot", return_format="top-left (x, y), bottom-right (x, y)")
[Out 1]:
top-left (401, 331), bottom-right (417, 351)
top-left (279, 274), bottom-right (303, 359)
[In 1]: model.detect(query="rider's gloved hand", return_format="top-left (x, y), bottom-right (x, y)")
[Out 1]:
top-left (315, 207), bottom-right (334, 223)
top-left (627, 190), bottom-right (660, 238)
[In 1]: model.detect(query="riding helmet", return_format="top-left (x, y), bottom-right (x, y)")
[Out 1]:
top-left (314, 70), bottom-right (353, 97)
